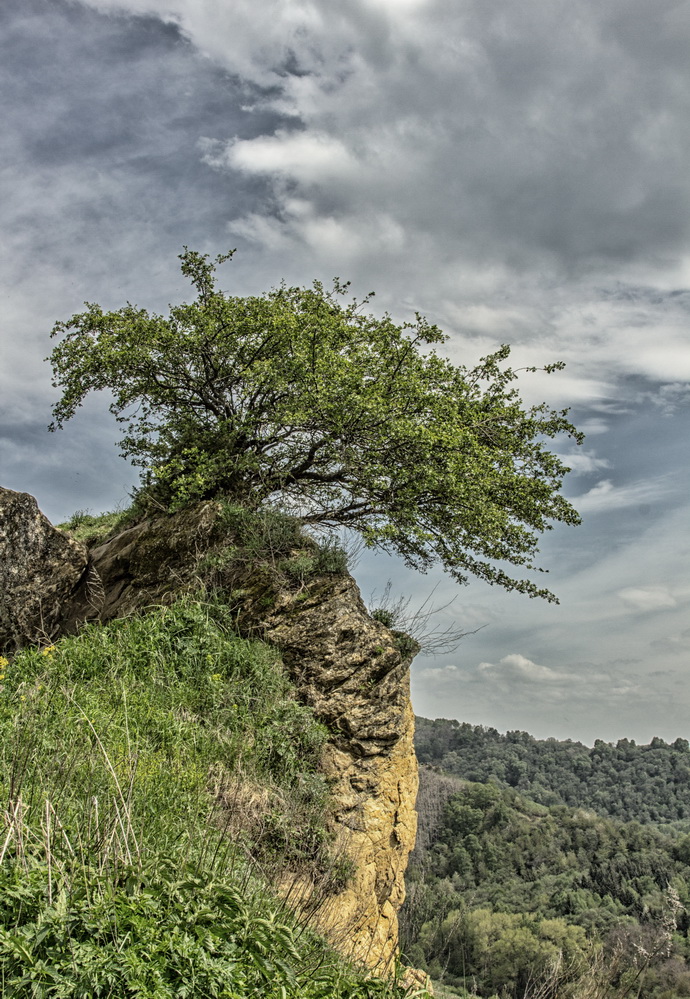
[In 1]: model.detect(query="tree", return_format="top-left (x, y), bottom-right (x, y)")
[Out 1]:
top-left (48, 248), bottom-right (582, 600)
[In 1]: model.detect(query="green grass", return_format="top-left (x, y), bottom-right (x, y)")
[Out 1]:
top-left (199, 502), bottom-right (350, 589)
top-left (58, 502), bottom-right (351, 585)
top-left (0, 598), bottom-right (423, 997)
top-left (56, 508), bottom-right (136, 547)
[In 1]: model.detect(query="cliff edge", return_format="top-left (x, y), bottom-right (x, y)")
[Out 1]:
top-left (0, 486), bottom-right (418, 973)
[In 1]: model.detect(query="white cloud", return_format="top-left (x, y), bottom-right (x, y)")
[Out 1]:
top-left (478, 653), bottom-right (581, 685)
top-left (575, 477), bottom-right (672, 513)
top-left (416, 664), bottom-right (459, 684)
top-left (82, 0), bottom-right (690, 381)
top-left (617, 586), bottom-right (679, 613)
top-left (202, 131), bottom-right (359, 185)
top-left (229, 204), bottom-right (407, 263)
top-left (642, 382), bottom-right (690, 416)
top-left (554, 451), bottom-right (610, 474)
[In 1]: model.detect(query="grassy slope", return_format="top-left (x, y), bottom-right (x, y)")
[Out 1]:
top-left (0, 588), bottom-right (422, 997)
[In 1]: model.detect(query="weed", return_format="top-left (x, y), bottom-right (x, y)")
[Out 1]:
top-left (369, 581), bottom-right (483, 657)
top-left (199, 503), bottom-right (351, 590)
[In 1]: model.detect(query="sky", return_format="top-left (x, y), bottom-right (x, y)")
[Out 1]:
top-left (1, 0), bottom-right (689, 746)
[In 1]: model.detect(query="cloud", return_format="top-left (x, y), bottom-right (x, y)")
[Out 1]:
top-left (651, 628), bottom-right (690, 655)
top-left (411, 649), bottom-right (648, 737)
top-left (82, 0), bottom-right (690, 273)
top-left (416, 664), bottom-right (459, 684)
top-left (478, 653), bottom-right (581, 685)
top-left (0, 0), bottom-right (284, 404)
top-left (228, 204), bottom-right (407, 263)
top-left (65, 0), bottom-right (690, 414)
top-left (617, 586), bottom-right (679, 613)
top-left (549, 290), bottom-right (690, 384)
top-left (554, 451), bottom-right (610, 475)
top-left (202, 132), bottom-right (359, 185)
top-left (642, 382), bottom-right (690, 416)
top-left (574, 477), bottom-right (672, 513)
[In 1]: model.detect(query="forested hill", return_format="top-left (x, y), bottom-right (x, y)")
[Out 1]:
top-left (415, 717), bottom-right (690, 823)
top-left (400, 778), bottom-right (690, 997)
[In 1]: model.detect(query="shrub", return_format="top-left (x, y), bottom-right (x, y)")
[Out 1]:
top-left (200, 503), bottom-right (350, 588)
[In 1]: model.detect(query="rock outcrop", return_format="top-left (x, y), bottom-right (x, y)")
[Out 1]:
top-left (236, 575), bottom-right (418, 971)
top-left (87, 503), bottom-right (419, 971)
top-left (0, 486), bottom-right (102, 654)
top-left (89, 501), bottom-right (223, 621)
top-left (0, 492), bottom-right (419, 972)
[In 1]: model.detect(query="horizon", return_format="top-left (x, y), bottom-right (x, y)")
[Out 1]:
top-left (413, 713), bottom-right (690, 751)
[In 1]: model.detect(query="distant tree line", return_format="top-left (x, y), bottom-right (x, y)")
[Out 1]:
top-left (415, 717), bottom-right (690, 823)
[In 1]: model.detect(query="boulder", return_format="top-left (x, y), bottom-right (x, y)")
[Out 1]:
top-left (0, 486), bottom-right (102, 654)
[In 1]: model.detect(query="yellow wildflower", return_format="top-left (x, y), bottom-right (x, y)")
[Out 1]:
top-left (0, 656), bottom-right (9, 668)
top-left (41, 645), bottom-right (56, 657)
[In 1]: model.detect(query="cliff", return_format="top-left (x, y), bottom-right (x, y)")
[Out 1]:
top-left (0, 486), bottom-right (419, 974)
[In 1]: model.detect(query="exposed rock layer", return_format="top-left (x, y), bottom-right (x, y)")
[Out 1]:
top-left (1, 493), bottom-right (418, 972)
top-left (89, 501), bottom-right (222, 621)
top-left (0, 486), bottom-right (102, 654)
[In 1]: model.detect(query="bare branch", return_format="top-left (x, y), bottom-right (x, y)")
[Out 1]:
top-left (368, 581), bottom-right (485, 655)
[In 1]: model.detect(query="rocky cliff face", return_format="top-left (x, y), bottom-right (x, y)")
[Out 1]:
top-left (0, 490), bottom-right (419, 973)
top-left (235, 575), bottom-right (418, 971)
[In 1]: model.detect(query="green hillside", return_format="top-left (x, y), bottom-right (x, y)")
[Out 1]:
top-left (0, 593), bottom-right (416, 997)
top-left (401, 770), bottom-right (690, 998)
top-left (415, 717), bottom-right (690, 823)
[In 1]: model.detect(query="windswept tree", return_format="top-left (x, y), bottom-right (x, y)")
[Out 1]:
top-left (49, 249), bottom-right (582, 600)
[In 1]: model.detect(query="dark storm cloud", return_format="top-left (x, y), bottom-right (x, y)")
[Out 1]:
top-left (0, 407), bottom-right (138, 524)
top-left (165, 0), bottom-right (690, 282)
top-left (0, 0), bottom-right (293, 428)
top-left (0, 0), bottom-right (285, 515)
top-left (0, 0), bottom-right (285, 301)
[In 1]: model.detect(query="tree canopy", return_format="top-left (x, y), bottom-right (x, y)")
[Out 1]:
top-left (403, 775), bottom-right (690, 998)
top-left (48, 249), bottom-right (582, 600)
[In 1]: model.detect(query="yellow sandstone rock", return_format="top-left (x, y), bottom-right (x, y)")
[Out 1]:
top-left (240, 575), bottom-right (419, 972)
